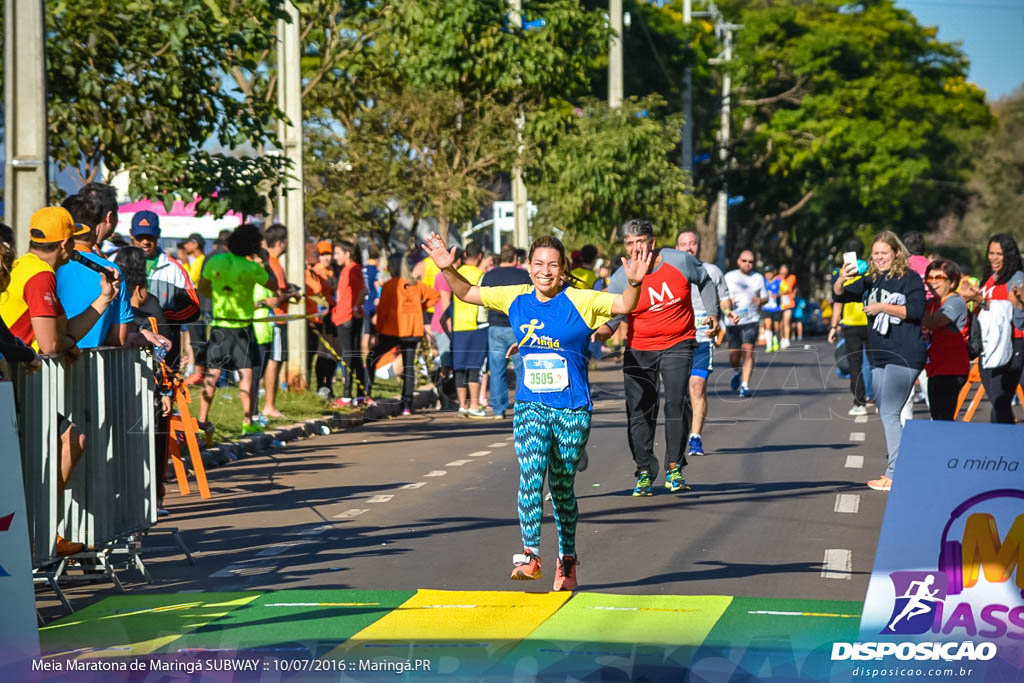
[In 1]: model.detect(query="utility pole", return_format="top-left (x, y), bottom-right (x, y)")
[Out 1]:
top-left (4, 0), bottom-right (48, 249)
top-left (276, 1), bottom-right (308, 388)
top-left (509, 0), bottom-right (530, 250)
top-left (681, 0), bottom-right (693, 180)
top-left (715, 27), bottom-right (732, 270)
top-left (608, 0), bottom-right (623, 108)
top-left (699, 2), bottom-right (739, 269)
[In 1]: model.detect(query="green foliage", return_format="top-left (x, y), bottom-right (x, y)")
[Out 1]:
top-left (722, 0), bottom-right (992, 273)
top-left (528, 96), bottom-right (700, 249)
top-left (960, 87), bottom-right (1024, 250)
top-left (44, 0), bottom-right (288, 216)
top-left (590, 0), bottom-right (994, 287)
top-left (375, 0), bottom-right (608, 106)
top-left (305, 88), bottom-right (520, 243)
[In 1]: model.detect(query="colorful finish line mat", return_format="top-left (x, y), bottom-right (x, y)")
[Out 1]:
top-left (37, 590), bottom-right (863, 680)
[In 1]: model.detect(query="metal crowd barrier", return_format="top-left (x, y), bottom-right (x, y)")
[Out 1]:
top-left (13, 347), bottom-right (157, 570)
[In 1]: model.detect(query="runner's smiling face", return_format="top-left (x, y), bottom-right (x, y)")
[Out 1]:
top-left (871, 241), bottom-right (895, 274)
top-left (623, 232), bottom-right (655, 262)
top-left (987, 241), bottom-right (1004, 276)
top-left (529, 247), bottom-right (564, 297)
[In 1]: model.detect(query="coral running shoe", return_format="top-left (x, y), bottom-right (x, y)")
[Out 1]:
top-left (510, 550), bottom-right (542, 580)
top-left (867, 475), bottom-right (892, 492)
top-left (553, 555), bottom-right (579, 591)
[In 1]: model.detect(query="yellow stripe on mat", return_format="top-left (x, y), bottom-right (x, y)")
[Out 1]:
top-left (344, 590), bottom-right (571, 642)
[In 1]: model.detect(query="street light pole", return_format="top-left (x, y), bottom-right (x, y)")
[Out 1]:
top-left (608, 0), bottom-right (623, 108)
top-left (276, 1), bottom-right (308, 388)
top-left (4, 0), bottom-right (48, 249)
top-left (509, 0), bottom-right (530, 250)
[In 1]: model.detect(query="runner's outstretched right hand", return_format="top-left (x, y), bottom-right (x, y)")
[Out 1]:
top-left (422, 232), bottom-right (456, 271)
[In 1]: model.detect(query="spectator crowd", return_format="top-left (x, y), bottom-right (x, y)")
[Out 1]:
top-left (2, 184), bottom-right (1022, 555)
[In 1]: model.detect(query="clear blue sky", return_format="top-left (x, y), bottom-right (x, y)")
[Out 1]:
top-left (896, 0), bottom-right (1024, 101)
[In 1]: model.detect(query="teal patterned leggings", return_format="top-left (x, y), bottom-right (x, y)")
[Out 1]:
top-left (512, 401), bottom-right (591, 557)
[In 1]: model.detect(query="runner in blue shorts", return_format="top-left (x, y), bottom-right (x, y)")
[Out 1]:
top-left (676, 230), bottom-right (732, 456)
top-left (423, 231), bottom-right (651, 592)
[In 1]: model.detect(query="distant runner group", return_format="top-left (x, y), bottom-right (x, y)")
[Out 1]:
top-left (425, 220), bottom-right (790, 592)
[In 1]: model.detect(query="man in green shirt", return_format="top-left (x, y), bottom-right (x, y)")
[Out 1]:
top-left (197, 224), bottom-right (278, 434)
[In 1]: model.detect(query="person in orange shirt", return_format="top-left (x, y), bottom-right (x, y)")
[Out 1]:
top-left (332, 240), bottom-right (366, 405)
top-left (261, 224), bottom-right (291, 417)
top-left (306, 240), bottom-right (338, 397)
top-left (364, 253), bottom-right (439, 415)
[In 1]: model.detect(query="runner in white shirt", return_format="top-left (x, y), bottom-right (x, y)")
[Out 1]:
top-left (676, 230), bottom-right (732, 456)
top-left (723, 250), bottom-right (768, 397)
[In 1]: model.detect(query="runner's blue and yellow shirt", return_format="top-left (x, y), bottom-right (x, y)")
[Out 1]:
top-left (480, 284), bottom-right (616, 411)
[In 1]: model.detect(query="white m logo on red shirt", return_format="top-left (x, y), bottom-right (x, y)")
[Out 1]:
top-left (647, 281), bottom-right (675, 305)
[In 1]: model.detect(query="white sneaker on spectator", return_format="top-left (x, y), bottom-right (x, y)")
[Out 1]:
top-left (317, 387), bottom-right (331, 400)
top-left (848, 404), bottom-right (868, 416)
top-left (466, 407), bottom-right (487, 418)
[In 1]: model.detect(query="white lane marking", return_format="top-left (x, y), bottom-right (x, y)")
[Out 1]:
top-left (334, 508), bottom-right (369, 518)
top-left (255, 541), bottom-right (308, 557)
top-left (467, 450), bottom-right (492, 457)
top-left (821, 549), bottom-right (853, 579)
top-left (366, 495), bottom-right (394, 503)
top-left (845, 455), bottom-right (864, 469)
top-left (296, 525), bottom-right (332, 536)
top-left (209, 563), bottom-right (275, 578)
top-left (446, 459), bottom-right (471, 467)
top-left (849, 432), bottom-right (865, 442)
top-left (425, 470), bottom-right (447, 477)
top-left (855, 415), bottom-right (868, 423)
top-left (505, 435), bottom-right (514, 441)
top-left (834, 494), bottom-right (860, 514)
top-left (402, 482), bottom-right (427, 489)
top-left (487, 442), bottom-right (508, 448)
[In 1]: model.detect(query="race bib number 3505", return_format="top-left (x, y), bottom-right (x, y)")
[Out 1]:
top-left (523, 353), bottom-right (569, 393)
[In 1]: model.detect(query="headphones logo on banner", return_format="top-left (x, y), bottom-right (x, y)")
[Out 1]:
top-left (882, 489), bottom-right (1024, 638)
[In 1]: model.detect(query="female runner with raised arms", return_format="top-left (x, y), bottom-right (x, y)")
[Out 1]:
top-left (423, 232), bottom-right (651, 591)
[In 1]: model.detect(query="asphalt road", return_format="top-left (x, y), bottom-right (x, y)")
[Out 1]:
top-left (40, 339), bottom-right (932, 620)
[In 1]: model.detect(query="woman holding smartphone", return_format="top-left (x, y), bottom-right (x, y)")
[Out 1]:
top-left (833, 231), bottom-right (926, 492)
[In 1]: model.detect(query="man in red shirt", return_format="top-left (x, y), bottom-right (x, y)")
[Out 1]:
top-left (598, 219), bottom-right (719, 496)
top-left (0, 207), bottom-right (120, 554)
top-left (332, 240), bottom-right (367, 405)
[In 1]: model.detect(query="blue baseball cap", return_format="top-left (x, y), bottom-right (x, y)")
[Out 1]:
top-left (130, 210), bottom-right (161, 237)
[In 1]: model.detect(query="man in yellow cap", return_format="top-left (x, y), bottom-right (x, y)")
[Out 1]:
top-left (0, 206), bottom-right (120, 555)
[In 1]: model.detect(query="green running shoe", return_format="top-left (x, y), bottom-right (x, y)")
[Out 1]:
top-left (665, 466), bottom-right (691, 492)
top-left (632, 472), bottom-right (653, 497)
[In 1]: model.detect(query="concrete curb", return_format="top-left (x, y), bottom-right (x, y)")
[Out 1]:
top-left (198, 388), bottom-right (438, 469)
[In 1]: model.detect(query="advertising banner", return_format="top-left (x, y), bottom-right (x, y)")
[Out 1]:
top-left (0, 382), bottom-right (40, 675)
top-left (855, 421), bottom-right (1023, 678)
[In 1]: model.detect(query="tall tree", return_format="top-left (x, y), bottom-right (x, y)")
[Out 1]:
top-left (43, 0), bottom-right (288, 216)
top-left (529, 96), bottom-right (701, 249)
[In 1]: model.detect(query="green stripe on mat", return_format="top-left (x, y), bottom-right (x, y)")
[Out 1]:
top-left (39, 593), bottom-right (259, 657)
top-left (489, 594), bottom-right (734, 680)
top-left (164, 590), bottom-right (415, 656)
top-left (704, 597), bottom-right (863, 652)
top-left (526, 593), bottom-right (733, 646)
